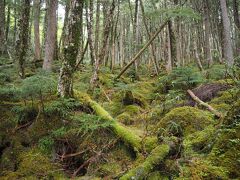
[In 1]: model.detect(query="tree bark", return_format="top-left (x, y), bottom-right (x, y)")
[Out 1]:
top-left (203, 0), bottom-right (213, 67)
top-left (33, 0), bottom-right (41, 63)
top-left (0, 0), bottom-right (5, 55)
top-left (15, 0), bottom-right (31, 79)
top-left (43, 0), bottom-right (58, 71)
top-left (220, 0), bottom-right (234, 67)
top-left (58, 0), bottom-right (83, 98)
top-left (116, 20), bottom-right (169, 79)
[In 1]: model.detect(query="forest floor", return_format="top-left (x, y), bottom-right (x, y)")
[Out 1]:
top-left (0, 60), bottom-right (240, 179)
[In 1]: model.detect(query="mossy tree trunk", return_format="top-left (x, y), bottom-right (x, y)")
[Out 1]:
top-left (15, 0), bottom-right (31, 79)
top-left (57, 0), bottom-right (83, 98)
top-left (0, 0), bottom-right (5, 55)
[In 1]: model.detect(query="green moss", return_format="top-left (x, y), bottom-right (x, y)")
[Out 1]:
top-left (98, 162), bottom-right (122, 177)
top-left (116, 112), bottom-right (133, 125)
top-left (209, 110), bottom-right (240, 178)
top-left (178, 159), bottom-right (228, 179)
top-left (157, 107), bottom-right (214, 136)
top-left (124, 105), bottom-right (141, 116)
top-left (120, 144), bottom-right (170, 180)
top-left (74, 90), bottom-right (142, 152)
top-left (15, 148), bottom-right (64, 178)
top-left (147, 171), bottom-right (168, 180)
top-left (144, 137), bottom-right (158, 153)
top-left (183, 125), bottom-right (216, 155)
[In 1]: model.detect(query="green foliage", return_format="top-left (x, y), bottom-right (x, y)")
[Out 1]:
top-left (38, 136), bottom-right (54, 153)
top-left (11, 105), bottom-right (37, 124)
top-left (0, 86), bottom-right (22, 102)
top-left (71, 114), bottom-right (113, 135)
top-left (207, 64), bottom-right (227, 81)
top-left (44, 98), bottom-right (82, 118)
top-left (157, 107), bottom-right (214, 136)
top-left (21, 71), bottom-right (57, 100)
top-left (147, 7), bottom-right (200, 21)
top-left (158, 66), bottom-right (205, 92)
top-left (0, 72), bottom-right (11, 84)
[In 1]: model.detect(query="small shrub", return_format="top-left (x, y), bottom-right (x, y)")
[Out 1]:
top-left (158, 66), bottom-right (205, 92)
top-left (44, 98), bottom-right (82, 118)
top-left (38, 136), bottom-right (54, 153)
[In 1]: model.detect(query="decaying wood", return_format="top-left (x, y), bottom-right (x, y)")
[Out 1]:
top-left (187, 89), bottom-right (224, 118)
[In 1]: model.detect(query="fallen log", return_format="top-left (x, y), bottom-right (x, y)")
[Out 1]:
top-left (74, 90), bottom-right (142, 152)
top-left (120, 144), bottom-right (170, 179)
top-left (187, 89), bottom-right (224, 118)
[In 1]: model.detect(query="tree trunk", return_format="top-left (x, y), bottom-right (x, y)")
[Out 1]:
top-left (98, 0), bottom-right (116, 65)
top-left (0, 0), bottom-right (5, 55)
top-left (233, 0), bottom-right (240, 55)
top-left (15, 0), bottom-right (31, 79)
top-left (86, 0), bottom-right (98, 91)
top-left (43, 0), bottom-right (57, 71)
top-left (57, 0), bottom-right (83, 98)
top-left (220, 0), bottom-right (234, 67)
top-left (168, 20), bottom-right (177, 68)
top-left (5, 3), bottom-right (10, 44)
top-left (116, 20), bottom-right (169, 79)
top-left (203, 0), bottom-right (213, 67)
top-left (33, 0), bottom-right (41, 63)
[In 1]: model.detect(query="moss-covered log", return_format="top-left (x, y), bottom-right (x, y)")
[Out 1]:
top-left (74, 90), bottom-right (142, 152)
top-left (120, 144), bottom-right (170, 180)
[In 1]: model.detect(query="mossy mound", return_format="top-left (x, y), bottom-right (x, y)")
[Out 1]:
top-left (177, 158), bottom-right (228, 179)
top-left (0, 148), bottom-right (64, 179)
top-left (157, 107), bottom-right (214, 136)
top-left (116, 112), bottom-right (133, 125)
top-left (183, 125), bottom-right (216, 155)
top-left (209, 100), bottom-right (240, 178)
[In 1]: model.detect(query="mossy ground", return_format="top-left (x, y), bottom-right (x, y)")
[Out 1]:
top-left (0, 64), bottom-right (239, 179)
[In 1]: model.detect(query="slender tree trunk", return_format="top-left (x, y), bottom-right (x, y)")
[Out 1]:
top-left (15, 0), bottom-right (31, 79)
top-left (0, 0), bottom-right (5, 55)
top-left (5, 3), bottom-right (10, 44)
top-left (220, 0), bottom-right (234, 67)
top-left (233, 0), bottom-right (240, 55)
top-left (58, 0), bottom-right (83, 98)
top-left (168, 20), bottom-right (177, 68)
top-left (86, 0), bottom-right (98, 91)
top-left (43, 0), bottom-right (57, 71)
top-left (139, 0), bottom-right (159, 75)
top-left (203, 0), bottom-right (213, 67)
top-left (33, 0), bottom-right (41, 63)
top-left (98, 0), bottom-right (116, 65)
top-left (94, 0), bottom-right (100, 58)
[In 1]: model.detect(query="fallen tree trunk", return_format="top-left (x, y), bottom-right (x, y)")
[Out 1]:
top-left (116, 20), bottom-right (169, 79)
top-left (74, 90), bottom-right (142, 152)
top-left (120, 144), bottom-right (170, 179)
top-left (187, 89), bottom-right (224, 118)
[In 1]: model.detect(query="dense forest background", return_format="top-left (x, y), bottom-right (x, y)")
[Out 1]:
top-left (0, 0), bottom-right (240, 179)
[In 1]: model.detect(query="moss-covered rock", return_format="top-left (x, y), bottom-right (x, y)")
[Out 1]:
top-left (178, 158), bottom-right (228, 179)
top-left (183, 125), bottom-right (216, 155)
top-left (209, 101), bottom-right (240, 178)
top-left (157, 107), bottom-right (214, 136)
top-left (116, 112), bottom-right (133, 125)
top-left (0, 148), bottom-right (65, 179)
